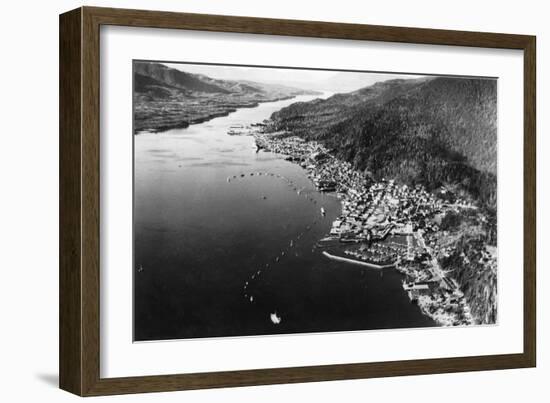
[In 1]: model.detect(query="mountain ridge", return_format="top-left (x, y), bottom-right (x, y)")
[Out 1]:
top-left (133, 62), bottom-right (320, 133)
top-left (268, 76), bottom-right (497, 208)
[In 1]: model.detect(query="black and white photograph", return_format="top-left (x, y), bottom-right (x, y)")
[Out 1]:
top-left (1, 0), bottom-right (544, 400)
top-left (133, 60), bottom-right (498, 342)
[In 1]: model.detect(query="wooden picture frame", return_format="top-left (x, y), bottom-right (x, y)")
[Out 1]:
top-left (59, 6), bottom-right (536, 396)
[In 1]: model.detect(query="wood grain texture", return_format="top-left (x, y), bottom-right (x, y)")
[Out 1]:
top-left (59, 8), bottom-right (82, 396)
top-left (59, 6), bottom-right (537, 396)
top-left (523, 38), bottom-right (536, 367)
top-left (81, 7), bottom-right (102, 396)
top-left (85, 6), bottom-right (532, 49)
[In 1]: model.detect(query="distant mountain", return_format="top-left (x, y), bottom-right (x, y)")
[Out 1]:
top-left (134, 62), bottom-right (231, 94)
top-left (133, 62), bottom-right (320, 133)
top-left (269, 77), bottom-right (497, 208)
top-left (316, 72), bottom-right (424, 93)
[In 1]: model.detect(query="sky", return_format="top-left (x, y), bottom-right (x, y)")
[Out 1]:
top-left (163, 62), bottom-right (425, 92)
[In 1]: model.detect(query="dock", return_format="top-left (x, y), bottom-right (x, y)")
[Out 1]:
top-left (322, 251), bottom-right (396, 270)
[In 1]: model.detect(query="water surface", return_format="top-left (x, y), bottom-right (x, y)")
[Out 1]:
top-left (134, 94), bottom-right (435, 341)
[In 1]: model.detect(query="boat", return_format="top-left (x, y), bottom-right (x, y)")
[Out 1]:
top-left (270, 312), bottom-right (282, 324)
top-left (321, 207), bottom-right (326, 216)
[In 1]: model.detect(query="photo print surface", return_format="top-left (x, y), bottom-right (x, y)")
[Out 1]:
top-left (133, 61), bottom-right (498, 341)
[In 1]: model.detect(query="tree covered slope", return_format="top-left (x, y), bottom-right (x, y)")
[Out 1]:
top-left (133, 62), bottom-right (320, 133)
top-left (269, 77), bottom-right (497, 208)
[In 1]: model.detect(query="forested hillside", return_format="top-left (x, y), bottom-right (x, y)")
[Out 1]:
top-left (133, 62), bottom-right (320, 133)
top-left (269, 77), bottom-right (497, 209)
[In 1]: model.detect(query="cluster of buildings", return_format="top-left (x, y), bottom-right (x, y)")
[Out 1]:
top-left (254, 133), bottom-right (320, 160)
top-left (397, 236), bottom-right (474, 327)
top-left (251, 128), bottom-right (481, 327)
top-left (344, 240), bottom-right (407, 266)
top-left (416, 290), bottom-right (473, 326)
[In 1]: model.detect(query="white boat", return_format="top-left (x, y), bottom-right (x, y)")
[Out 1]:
top-left (270, 312), bottom-right (282, 324)
top-left (321, 207), bottom-right (326, 216)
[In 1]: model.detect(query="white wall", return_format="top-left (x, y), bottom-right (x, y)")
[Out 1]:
top-left (0, 0), bottom-right (546, 401)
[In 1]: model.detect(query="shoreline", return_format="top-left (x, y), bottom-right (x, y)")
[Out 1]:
top-left (243, 124), bottom-right (492, 328)
top-left (134, 95), bottom-right (303, 135)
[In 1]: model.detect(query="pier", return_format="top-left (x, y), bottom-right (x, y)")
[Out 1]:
top-left (322, 251), bottom-right (396, 270)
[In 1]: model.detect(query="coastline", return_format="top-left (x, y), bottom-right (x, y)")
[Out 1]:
top-left (134, 95), bottom-right (305, 135)
top-left (236, 123), bottom-right (494, 328)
